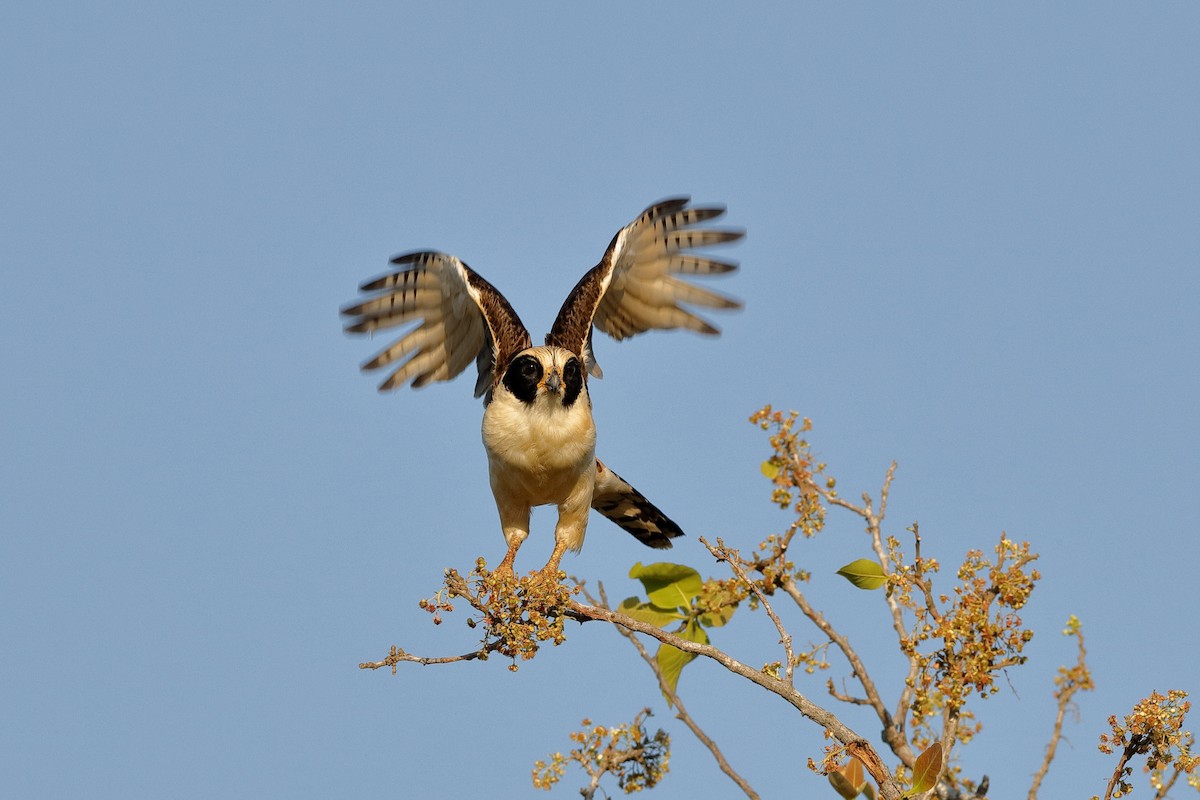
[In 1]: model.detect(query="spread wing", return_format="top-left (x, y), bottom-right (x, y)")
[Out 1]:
top-left (545, 197), bottom-right (744, 377)
top-left (340, 251), bottom-right (531, 395)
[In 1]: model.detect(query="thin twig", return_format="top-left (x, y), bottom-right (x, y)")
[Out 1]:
top-left (1104, 735), bottom-right (1149, 800)
top-left (1028, 693), bottom-right (1072, 800)
top-left (820, 464), bottom-right (910, 664)
top-left (1029, 625), bottom-right (1091, 800)
top-left (566, 599), bottom-right (903, 800)
top-left (827, 681), bottom-right (874, 706)
top-left (1153, 765), bottom-right (1181, 800)
top-left (877, 461), bottom-right (896, 520)
top-left (702, 536), bottom-right (796, 685)
top-left (358, 641), bottom-right (502, 671)
top-left (582, 582), bottom-right (762, 800)
top-left (911, 524), bottom-right (943, 625)
top-left (781, 575), bottom-right (891, 724)
top-left (816, 461), bottom-right (918, 771)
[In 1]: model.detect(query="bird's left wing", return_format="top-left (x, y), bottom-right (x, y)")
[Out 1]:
top-left (341, 251), bottom-right (531, 395)
top-left (546, 197), bottom-right (744, 377)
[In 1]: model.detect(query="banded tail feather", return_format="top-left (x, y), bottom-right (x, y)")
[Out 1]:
top-left (590, 459), bottom-right (683, 549)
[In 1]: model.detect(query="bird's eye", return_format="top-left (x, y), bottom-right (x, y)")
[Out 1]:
top-left (561, 357), bottom-right (584, 407)
top-left (502, 354), bottom-right (544, 405)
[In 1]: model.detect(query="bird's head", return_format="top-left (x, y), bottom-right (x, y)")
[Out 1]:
top-left (501, 346), bottom-right (585, 408)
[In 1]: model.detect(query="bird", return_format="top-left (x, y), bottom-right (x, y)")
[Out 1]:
top-left (340, 197), bottom-right (744, 577)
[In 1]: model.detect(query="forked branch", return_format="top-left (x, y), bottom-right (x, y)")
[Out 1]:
top-left (565, 599), bottom-right (903, 800)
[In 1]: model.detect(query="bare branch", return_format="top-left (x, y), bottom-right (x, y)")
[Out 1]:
top-left (702, 536), bottom-right (796, 685)
top-left (1027, 618), bottom-right (1094, 800)
top-left (877, 461), bottom-right (897, 520)
top-left (818, 464), bottom-right (912, 670)
top-left (782, 575), bottom-right (890, 722)
top-left (358, 642), bottom-right (502, 672)
top-left (566, 599), bottom-right (905, 800)
top-left (1028, 691), bottom-right (1073, 800)
top-left (581, 582), bottom-right (762, 800)
top-left (1153, 765), bottom-right (1182, 800)
top-left (816, 462), bottom-right (920, 771)
top-left (911, 524), bottom-right (943, 625)
top-left (1104, 735), bottom-right (1149, 800)
top-left (827, 680), bottom-right (874, 707)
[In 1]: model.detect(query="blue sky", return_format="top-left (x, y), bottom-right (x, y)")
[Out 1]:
top-left (3, 3), bottom-right (1197, 798)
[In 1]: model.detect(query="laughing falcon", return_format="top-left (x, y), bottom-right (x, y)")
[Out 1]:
top-left (340, 197), bottom-right (744, 575)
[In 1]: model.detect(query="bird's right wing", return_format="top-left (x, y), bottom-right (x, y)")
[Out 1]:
top-left (340, 251), bottom-right (531, 396)
top-left (546, 197), bottom-right (744, 378)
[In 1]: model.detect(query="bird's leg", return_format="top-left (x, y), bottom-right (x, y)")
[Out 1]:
top-left (493, 499), bottom-right (531, 578)
top-left (539, 478), bottom-right (592, 581)
top-left (494, 540), bottom-right (522, 577)
top-left (540, 539), bottom-right (570, 579)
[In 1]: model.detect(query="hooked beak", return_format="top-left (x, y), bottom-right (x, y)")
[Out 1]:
top-left (544, 371), bottom-right (563, 394)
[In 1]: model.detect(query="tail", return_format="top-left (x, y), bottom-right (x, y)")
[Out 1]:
top-left (590, 458), bottom-right (684, 549)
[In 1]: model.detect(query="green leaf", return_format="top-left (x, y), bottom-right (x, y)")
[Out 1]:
top-left (836, 559), bottom-right (888, 591)
top-left (629, 562), bottom-right (703, 610)
top-left (698, 601), bottom-right (737, 628)
top-left (618, 596), bottom-right (686, 627)
top-left (760, 460), bottom-right (780, 479)
top-left (656, 619), bottom-right (708, 706)
top-left (910, 742), bottom-right (942, 794)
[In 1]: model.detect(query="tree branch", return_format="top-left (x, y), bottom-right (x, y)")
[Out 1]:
top-left (815, 461), bottom-right (920, 770)
top-left (566, 599), bottom-right (904, 800)
top-left (702, 536), bottom-right (796, 685)
top-left (781, 574), bottom-right (891, 724)
top-left (583, 582), bottom-right (762, 800)
top-left (358, 642), bottom-right (502, 672)
top-left (1028, 690), bottom-right (1073, 800)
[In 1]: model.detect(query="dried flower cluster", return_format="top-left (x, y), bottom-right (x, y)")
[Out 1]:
top-left (431, 559), bottom-right (579, 667)
top-left (900, 534), bottom-right (1040, 749)
top-left (1096, 689), bottom-right (1196, 799)
top-left (750, 405), bottom-right (828, 541)
top-left (533, 709), bottom-right (670, 797)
